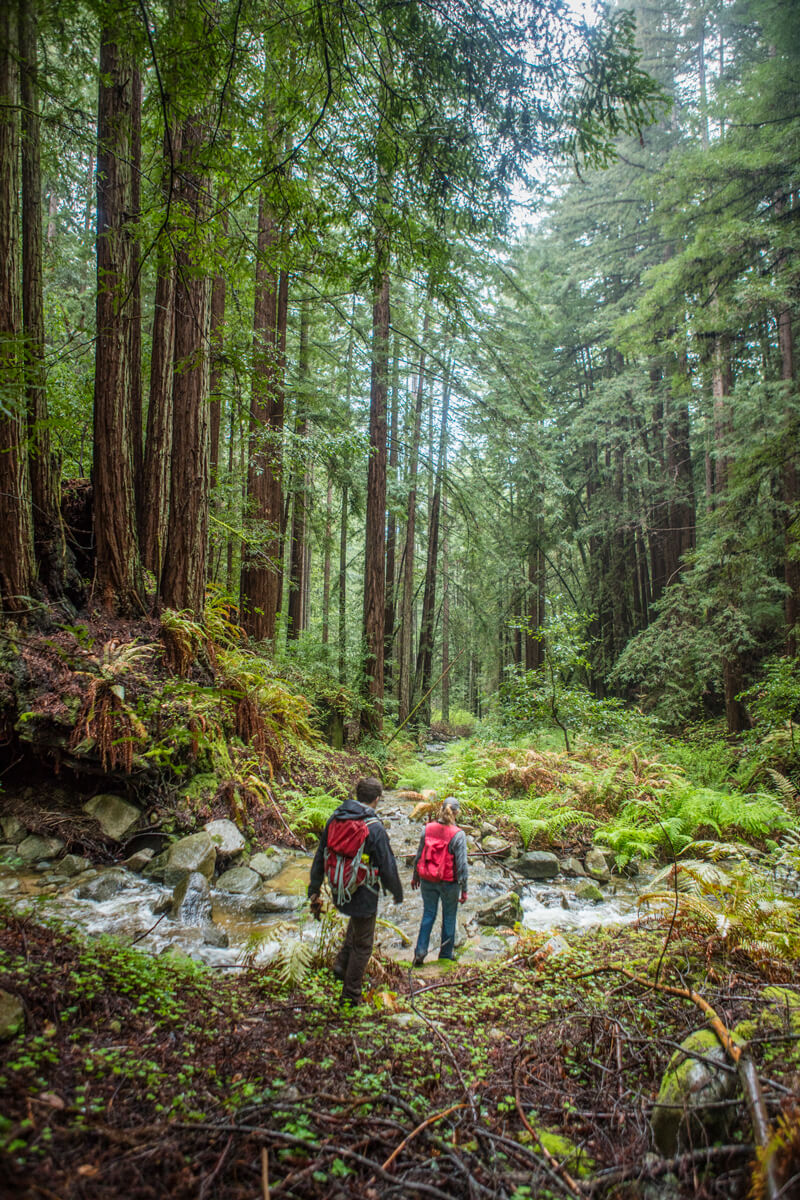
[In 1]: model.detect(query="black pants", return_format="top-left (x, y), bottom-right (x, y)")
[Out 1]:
top-left (334, 914), bottom-right (376, 1002)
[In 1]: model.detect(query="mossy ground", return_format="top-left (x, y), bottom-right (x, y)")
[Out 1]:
top-left (2, 906), bottom-right (799, 1199)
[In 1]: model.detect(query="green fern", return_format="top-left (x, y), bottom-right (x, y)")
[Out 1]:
top-left (511, 791), bottom-right (598, 848)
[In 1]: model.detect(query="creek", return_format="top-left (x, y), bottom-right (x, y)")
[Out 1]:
top-left (0, 747), bottom-right (650, 968)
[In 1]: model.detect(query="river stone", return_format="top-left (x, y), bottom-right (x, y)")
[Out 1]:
top-left (123, 847), bottom-right (154, 873)
top-left (481, 835), bottom-right (511, 858)
top-left (17, 834), bottom-right (65, 863)
top-left (165, 832), bottom-right (216, 879)
top-left (516, 851), bottom-right (559, 880)
top-left (559, 856), bottom-right (586, 878)
top-left (0, 815), bottom-right (27, 844)
top-left (83, 794), bottom-right (141, 841)
top-left (204, 819), bottom-right (245, 856)
top-left (477, 892), bottom-right (522, 927)
top-left (76, 868), bottom-right (131, 902)
top-left (171, 871), bottom-right (213, 924)
top-left (536, 934), bottom-right (572, 959)
top-left (575, 882), bottom-right (604, 903)
top-left (248, 851), bottom-right (286, 880)
top-left (54, 853), bottom-right (91, 878)
top-left (216, 866), bottom-right (261, 895)
top-left (245, 890), bottom-right (303, 915)
top-left (201, 923), bottom-right (229, 948)
top-left (0, 990), bottom-right (24, 1040)
top-left (584, 848), bottom-right (611, 881)
top-left (650, 1028), bottom-right (737, 1156)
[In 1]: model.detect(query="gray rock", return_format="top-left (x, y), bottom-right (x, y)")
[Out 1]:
top-left (54, 853), bottom-right (91, 878)
top-left (621, 857), bottom-right (641, 877)
top-left (17, 834), bottom-right (64, 863)
top-left (201, 923), bottom-right (230, 948)
top-left (204, 819), bottom-right (246, 856)
top-left (575, 882), bottom-right (604, 903)
top-left (584, 848), bottom-right (611, 881)
top-left (0, 815), bottom-right (27, 844)
top-left (152, 891), bottom-right (173, 915)
top-left (481, 835), bottom-right (512, 857)
top-left (0, 990), bottom-right (25, 1040)
top-left (164, 832), bottom-right (216, 879)
top-left (390, 1012), bottom-right (426, 1029)
top-left (516, 850), bottom-right (559, 880)
top-left (650, 1028), bottom-right (737, 1156)
top-left (76, 869), bottom-right (131, 902)
top-left (535, 934), bottom-right (572, 960)
top-left (245, 890), bottom-right (303, 915)
top-left (170, 871), bottom-right (213, 924)
top-left (479, 935), bottom-right (505, 953)
top-left (247, 851), bottom-right (287, 881)
top-left (215, 866), bottom-right (261, 895)
top-left (476, 892), bottom-right (522, 927)
top-left (123, 847), bottom-right (154, 873)
top-left (83, 794), bottom-right (141, 841)
top-left (0, 844), bottom-right (21, 862)
top-left (559, 855), bottom-right (586, 878)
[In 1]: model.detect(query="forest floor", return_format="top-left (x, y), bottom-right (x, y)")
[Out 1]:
top-left (2, 904), bottom-right (799, 1200)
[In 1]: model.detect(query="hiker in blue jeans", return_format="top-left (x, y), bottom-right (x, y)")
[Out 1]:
top-left (411, 797), bottom-right (468, 964)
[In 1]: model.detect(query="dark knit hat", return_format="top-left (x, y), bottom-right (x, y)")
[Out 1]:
top-left (442, 796), bottom-right (460, 810)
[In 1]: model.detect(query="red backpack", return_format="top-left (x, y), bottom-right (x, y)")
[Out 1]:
top-left (417, 822), bottom-right (457, 882)
top-left (323, 817), bottom-right (379, 905)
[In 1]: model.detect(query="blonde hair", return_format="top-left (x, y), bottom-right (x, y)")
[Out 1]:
top-left (437, 799), bottom-right (459, 825)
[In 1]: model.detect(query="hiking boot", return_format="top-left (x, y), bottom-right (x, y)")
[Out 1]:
top-left (332, 965), bottom-right (345, 981)
top-left (412, 955), bottom-right (425, 967)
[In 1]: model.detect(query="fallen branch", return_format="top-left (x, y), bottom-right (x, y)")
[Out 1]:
top-left (381, 1102), bottom-right (467, 1171)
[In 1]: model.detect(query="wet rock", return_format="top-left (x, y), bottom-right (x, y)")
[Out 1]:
top-left (481, 835), bottom-right (512, 858)
top-left (146, 832), bottom-right (216, 882)
top-left (76, 869), bottom-right (131, 902)
top-left (123, 847), bottom-right (154, 873)
top-left (516, 851), bottom-right (559, 880)
top-left (620, 857), bottom-right (641, 877)
top-left (575, 882), bottom-right (604, 903)
top-left (83, 794), bottom-right (141, 841)
top-left (559, 856), bottom-right (586, 878)
top-left (0, 844), bottom-right (20, 862)
top-left (390, 1012), bottom-right (425, 1029)
top-left (201, 923), bottom-right (230, 948)
top-left (0, 816), bottom-right (27, 844)
top-left (584, 848), bottom-right (611, 881)
top-left (152, 891), bottom-right (173, 915)
top-left (244, 890), bottom-right (304, 915)
top-left (170, 872), bottom-right (213, 924)
top-left (558, 891), bottom-right (571, 910)
top-left (216, 866), bottom-right (261, 895)
top-left (0, 990), bottom-right (25, 1040)
top-left (54, 854), bottom-right (91, 878)
top-left (650, 1028), bottom-right (737, 1156)
top-left (479, 935), bottom-right (505, 953)
top-left (204, 819), bottom-right (245, 856)
top-left (248, 851), bottom-right (286, 881)
top-left (477, 892), bottom-right (522, 927)
top-left (535, 934), bottom-right (571, 960)
top-left (17, 834), bottom-right (65, 863)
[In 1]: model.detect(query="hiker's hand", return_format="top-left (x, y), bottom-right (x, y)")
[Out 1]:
top-left (309, 893), bottom-right (324, 921)
top-left (460, 891), bottom-right (467, 904)
top-left (411, 878), bottom-right (420, 890)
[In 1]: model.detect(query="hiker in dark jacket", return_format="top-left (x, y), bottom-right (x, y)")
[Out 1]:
top-left (308, 777), bottom-right (403, 1005)
top-left (411, 796), bottom-right (468, 965)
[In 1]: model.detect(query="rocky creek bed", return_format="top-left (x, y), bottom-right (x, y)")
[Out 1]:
top-left (0, 785), bottom-right (648, 970)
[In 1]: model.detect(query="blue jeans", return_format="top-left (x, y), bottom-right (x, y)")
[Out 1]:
top-left (415, 880), bottom-right (460, 960)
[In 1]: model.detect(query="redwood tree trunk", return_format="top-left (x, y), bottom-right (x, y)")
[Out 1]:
top-left (0, 4), bottom-right (35, 614)
top-left (93, 32), bottom-right (143, 613)
top-left (413, 366), bottom-right (450, 724)
top-left (287, 301), bottom-right (311, 639)
top-left (161, 116), bottom-right (210, 614)
top-left (397, 333), bottom-right (427, 723)
top-left (19, 0), bottom-right (66, 596)
top-left (384, 332), bottom-right (400, 685)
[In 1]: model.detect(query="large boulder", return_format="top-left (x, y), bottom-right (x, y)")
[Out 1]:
top-left (650, 1029), bottom-right (737, 1156)
top-left (204, 819), bottom-right (246, 857)
top-left (559, 856), bottom-right (586, 878)
top-left (0, 990), bottom-right (25, 1040)
top-left (215, 866), bottom-right (261, 895)
top-left (476, 892), bottom-right (522, 927)
top-left (170, 872), bottom-right (213, 924)
top-left (17, 834), bottom-right (65, 863)
top-left (516, 851), bottom-right (559, 880)
top-left (83, 794), bottom-right (141, 841)
top-left (54, 853), bottom-right (91, 878)
top-left (244, 890), bottom-right (304, 915)
top-left (575, 882), bottom-right (604, 903)
top-left (146, 832), bottom-right (216, 884)
top-left (584, 848), bottom-right (611, 882)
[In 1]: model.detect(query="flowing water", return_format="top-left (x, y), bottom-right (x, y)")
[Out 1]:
top-left (0, 748), bottom-right (648, 968)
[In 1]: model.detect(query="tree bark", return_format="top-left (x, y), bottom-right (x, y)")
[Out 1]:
top-left (440, 496), bottom-right (450, 724)
top-left (287, 300), bottom-right (311, 639)
top-left (384, 330), bottom-right (401, 687)
top-left (397, 327), bottom-right (427, 723)
top-left (0, 4), bottom-right (35, 614)
top-left (129, 67), bottom-right (143, 515)
top-left (777, 194), bottom-right (799, 653)
top-left (338, 481), bottom-right (348, 684)
top-left (93, 32), bottom-right (143, 613)
top-left (322, 472), bottom-right (332, 645)
top-left (161, 116), bottom-right (210, 614)
top-left (19, 0), bottom-right (66, 596)
top-left (240, 186), bottom-right (285, 641)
